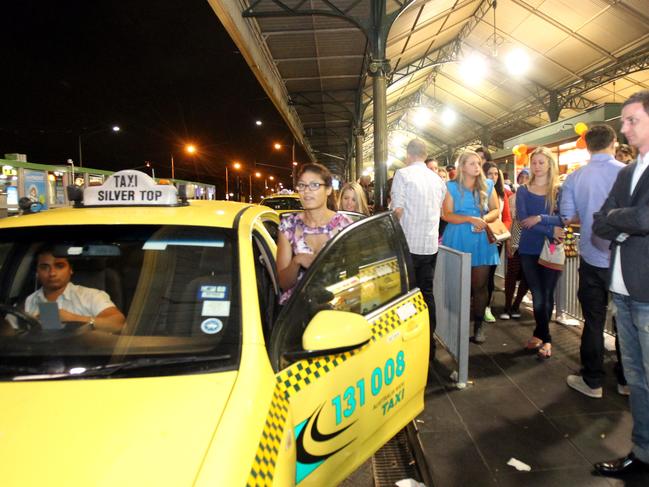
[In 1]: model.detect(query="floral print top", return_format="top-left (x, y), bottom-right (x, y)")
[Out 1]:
top-left (278, 212), bottom-right (353, 304)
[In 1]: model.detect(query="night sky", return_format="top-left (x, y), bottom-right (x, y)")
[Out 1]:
top-left (0, 0), bottom-right (302, 188)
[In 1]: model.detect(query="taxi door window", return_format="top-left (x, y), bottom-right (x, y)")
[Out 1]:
top-left (271, 213), bottom-right (407, 364)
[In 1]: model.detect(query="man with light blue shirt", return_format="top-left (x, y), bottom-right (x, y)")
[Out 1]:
top-left (561, 124), bottom-right (625, 399)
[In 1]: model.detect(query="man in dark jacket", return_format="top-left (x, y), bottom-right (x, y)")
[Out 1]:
top-left (592, 90), bottom-right (649, 478)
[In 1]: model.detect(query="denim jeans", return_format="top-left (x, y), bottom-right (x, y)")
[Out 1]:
top-left (612, 293), bottom-right (649, 464)
top-left (520, 254), bottom-right (561, 343)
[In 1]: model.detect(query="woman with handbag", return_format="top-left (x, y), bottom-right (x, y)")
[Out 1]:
top-left (516, 147), bottom-right (565, 359)
top-left (482, 163), bottom-right (513, 323)
top-left (442, 150), bottom-right (500, 343)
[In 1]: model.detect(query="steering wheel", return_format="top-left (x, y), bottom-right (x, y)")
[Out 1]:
top-left (0, 304), bottom-right (41, 331)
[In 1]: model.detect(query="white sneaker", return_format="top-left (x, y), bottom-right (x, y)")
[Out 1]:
top-left (617, 383), bottom-right (630, 396)
top-left (511, 310), bottom-right (522, 319)
top-left (484, 307), bottom-right (496, 323)
top-left (567, 375), bottom-right (603, 399)
top-left (499, 312), bottom-right (511, 320)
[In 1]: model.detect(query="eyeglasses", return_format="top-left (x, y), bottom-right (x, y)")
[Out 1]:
top-left (296, 181), bottom-right (326, 192)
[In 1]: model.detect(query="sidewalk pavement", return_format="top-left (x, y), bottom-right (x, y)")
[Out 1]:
top-left (417, 292), bottom-right (646, 487)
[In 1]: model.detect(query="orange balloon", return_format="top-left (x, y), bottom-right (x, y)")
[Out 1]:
top-left (575, 122), bottom-right (588, 136)
top-left (576, 135), bottom-right (587, 149)
top-left (518, 144), bottom-right (528, 155)
top-left (515, 153), bottom-right (529, 168)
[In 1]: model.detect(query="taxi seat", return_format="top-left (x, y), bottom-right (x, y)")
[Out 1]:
top-left (169, 248), bottom-right (231, 337)
top-left (71, 258), bottom-right (124, 311)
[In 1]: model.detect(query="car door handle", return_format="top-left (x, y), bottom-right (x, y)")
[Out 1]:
top-left (402, 322), bottom-right (423, 341)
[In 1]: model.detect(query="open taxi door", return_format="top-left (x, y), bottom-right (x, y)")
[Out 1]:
top-left (265, 212), bottom-right (430, 485)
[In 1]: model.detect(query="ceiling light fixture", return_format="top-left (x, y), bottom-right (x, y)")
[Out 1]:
top-left (505, 48), bottom-right (530, 76)
top-left (441, 107), bottom-right (457, 126)
top-left (412, 107), bottom-right (432, 128)
top-left (459, 51), bottom-right (488, 85)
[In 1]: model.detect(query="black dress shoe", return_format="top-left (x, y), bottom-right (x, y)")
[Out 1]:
top-left (594, 452), bottom-right (649, 477)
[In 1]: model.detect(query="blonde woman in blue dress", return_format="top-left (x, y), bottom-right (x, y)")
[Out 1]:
top-left (442, 150), bottom-right (501, 343)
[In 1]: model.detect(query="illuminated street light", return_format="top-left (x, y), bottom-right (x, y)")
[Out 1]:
top-left (78, 124), bottom-right (121, 167)
top-left (226, 161), bottom-right (243, 200)
top-left (170, 143), bottom-right (198, 180)
top-left (255, 120), bottom-right (263, 126)
top-left (273, 142), bottom-right (282, 150)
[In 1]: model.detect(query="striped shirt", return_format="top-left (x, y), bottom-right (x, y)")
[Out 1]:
top-left (390, 161), bottom-right (446, 255)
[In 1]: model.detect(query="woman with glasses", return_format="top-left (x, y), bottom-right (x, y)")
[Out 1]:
top-left (277, 163), bottom-right (352, 304)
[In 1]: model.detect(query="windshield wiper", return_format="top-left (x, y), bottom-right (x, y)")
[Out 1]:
top-left (7, 354), bottom-right (232, 380)
top-left (0, 364), bottom-right (43, 376)
top-left (91, 354), bottom-right (233, 376)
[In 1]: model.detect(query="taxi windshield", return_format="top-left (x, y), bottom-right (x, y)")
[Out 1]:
top-left (261, 197), bottom-right (303, 211)
top-left (0, 225), bottom-right (240, 380)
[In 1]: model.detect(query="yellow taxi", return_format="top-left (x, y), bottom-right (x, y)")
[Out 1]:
top-left (0, 170), bottom-right (430, 486)
top-left (260, 191), bottom-right (303, 214)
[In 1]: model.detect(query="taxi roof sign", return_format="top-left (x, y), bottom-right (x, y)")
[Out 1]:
top-left (83, 170), bottom-right (182, 207)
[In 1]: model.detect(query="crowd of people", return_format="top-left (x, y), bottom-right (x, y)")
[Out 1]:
top-left (276, 90), bottom-right (649, 479)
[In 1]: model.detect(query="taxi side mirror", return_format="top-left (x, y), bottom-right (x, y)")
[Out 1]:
top-left (282, 310), bottom-right (371, 363)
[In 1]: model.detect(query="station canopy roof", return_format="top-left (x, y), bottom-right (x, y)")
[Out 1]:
top-left (210, 0), bottom-right (649, 174)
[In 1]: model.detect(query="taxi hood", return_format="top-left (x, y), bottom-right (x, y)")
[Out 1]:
top-left (0, 371), bottom-right (237, 486)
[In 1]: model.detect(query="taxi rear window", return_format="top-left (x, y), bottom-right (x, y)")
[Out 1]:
top-left (261, 197), bottom-right (303, 211)
top-left (0, 225), bottom-right (241, 379)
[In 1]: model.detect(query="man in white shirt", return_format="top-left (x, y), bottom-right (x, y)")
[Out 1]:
top-left (391, 139), bottom-right (446, 358)
top-left (25, 249), bottom-right (126, 333)
top-left (593, 90), bottom-right (649, 477)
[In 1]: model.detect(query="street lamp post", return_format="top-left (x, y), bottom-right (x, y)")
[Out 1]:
top-left (225, 165), bottom-right (229, 200)
top-left (170, 144), bottom-right (197, 180)
top-left (226, 162), bottom-right (241, 200)
top-left (257, 119), bottom-right (298, 189)
top-left (273, 138), bottom-right (298, 189)
top-left (78, 125), bottom-right (120, 167)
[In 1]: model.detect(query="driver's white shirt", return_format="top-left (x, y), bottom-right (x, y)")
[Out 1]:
top-left (25, 282), bottom-right (115, 318)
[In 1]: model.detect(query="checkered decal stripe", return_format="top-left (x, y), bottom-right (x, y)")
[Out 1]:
top-left (371, 292), bottom-right (425, 341)
top-left (277, 351), bottom-right (358, 399)
top-left (247, 388), bottom-right (290, 485)
top-left (357, 258), bottom-right (399, 279)
top-left (246, 292), bottom-right (425, 486)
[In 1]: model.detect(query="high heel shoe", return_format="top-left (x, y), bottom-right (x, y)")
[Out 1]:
top-left (525, 337), bottom-right (543, 351)
top-left (537, 343), bottom-right (552, 359)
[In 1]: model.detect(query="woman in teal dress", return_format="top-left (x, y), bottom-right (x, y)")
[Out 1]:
top-left (442, 150), bottom-right (501, 343)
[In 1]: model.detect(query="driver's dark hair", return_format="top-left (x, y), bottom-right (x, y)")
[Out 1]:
top-left (35, 245), bottom-right (71, 267)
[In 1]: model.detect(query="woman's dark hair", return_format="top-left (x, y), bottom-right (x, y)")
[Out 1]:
top-left (475, 146), bottom-right (493, 162)
top-left (296, 162), bottom-right (337, 210)
top-left (482, 162), bottom-right (505, 199)
top-left (297, 162), bottom-right (332, 187)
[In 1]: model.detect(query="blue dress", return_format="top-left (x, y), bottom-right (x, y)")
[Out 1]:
top-left (442, 179), bottom-right (500, 267)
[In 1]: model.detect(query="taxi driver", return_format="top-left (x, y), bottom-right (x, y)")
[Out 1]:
top-left (25, 250), bottom-right (126, 333)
